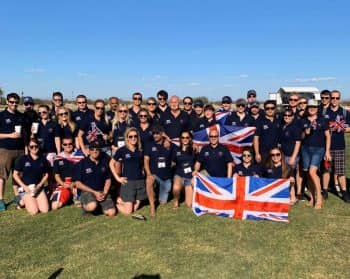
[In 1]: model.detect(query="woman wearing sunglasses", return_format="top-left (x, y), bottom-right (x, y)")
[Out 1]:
top-left (78, 100), bottom-right (112, 157)
top-left (263, 147), bottom-right (292, 179)
top-left (36, 105), bottom-right (60, 166)
top-left (111, 104), bottom-right (134, 155)
top-left (13, 138), bottom-right (50, 215)
top-left (110, 127), bottom-right (146, 215)
top-left (233, 146), bottom-right (261, 177)
top-left (56, 107), bottom-right (79, 151)
top-left (137, 108), bottom-right (154, 149)
top-left (146, 97), bottom-right (161, 126)
top-left (172, 131), bottom-right (196, 209)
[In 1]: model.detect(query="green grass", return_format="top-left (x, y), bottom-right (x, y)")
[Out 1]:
top-left (1, 139), bottom-right (350, 279)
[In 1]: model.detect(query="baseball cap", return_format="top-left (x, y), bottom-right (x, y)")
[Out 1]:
top-left (250, 101), bottom-right (260, 108)
top-left (307, 99), bottom-right (318, 107)
top-left (23, 96), bottom-right (34, 104)
top-left (247, 89), bottom-right (257, 97)
top-left (204, 104), bottom-right (215, 111)
top-left (236, 98), bottom-right (247, 106)
top-left (221, 96), bottom-right (232, 104)
top-left (193, 99), bottom-right (204, 108)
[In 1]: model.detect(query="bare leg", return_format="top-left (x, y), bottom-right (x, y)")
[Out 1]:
top-left (184, 185), bottom-right (193, 208)
top-left (172, 176), bottom-right (183, 209)
top-left (22, 194), bottom-right (39, 215)
top-left (309, 166), bottom-right (323, 209)
top-left (146, 176), bottom-right (156, 216)
top-left (116, 197), bottom-right (133, 215)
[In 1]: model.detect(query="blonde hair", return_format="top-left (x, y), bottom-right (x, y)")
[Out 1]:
top-left (124, 127), bottom-right (142, 151)
top-left (57, 106), bottom-right (76, 133)
top-left (112, 104), bottom-right (132, 131)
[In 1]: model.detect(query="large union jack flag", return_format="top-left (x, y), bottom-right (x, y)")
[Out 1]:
top-left (192, 124), bottom-right (255, 164)
top-left (193, 173), bottom-right (290, 222)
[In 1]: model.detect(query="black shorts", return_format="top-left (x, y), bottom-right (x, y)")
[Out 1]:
top-left (120, 179), bottom-right (146, 202)
top-left (80, 191), bottom-right (115, 211)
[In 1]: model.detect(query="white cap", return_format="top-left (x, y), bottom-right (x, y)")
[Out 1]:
top-left (307, 99), bottom-right (318, 107)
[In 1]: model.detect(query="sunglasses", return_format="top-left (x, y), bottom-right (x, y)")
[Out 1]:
top-left (133, 97), bottom-right (142, 100)
top-left (95, 107), bottom-right (105, 110)
top-left (331, 97), bottom-right (340, 100)
top-left (8, 100), bottom-right (19, 104)
top-left (237, 104), bottom-right (245, 108)
top-left (62, 143), bottom-right (73, 146)
top-left (271, 153), bottom-right (281, 157)
top-left (38, 111), bottom-right (48, 115)
top-left (284, 114), bottom-right (293, 117)
top-left (139, 115), bottom-right (148, 118)
top-left (222, 101), bottom-right (231, 105)
top-left (128, 135), bottom-right (138, 139)
top-left (24, 102), bottom-right (33, 106)
top-left (59, 112), bottom-right (68, 116)
top-left (321, 96), bottom-right (330, 100)
top-left (209, 135), bottom-right (219, 138)
top-left (289, 98), bottom-right (298, 102)
top-left (77, 101), bottom-right (87, 104)
top-left (184, 102), bottom-right (192, 105)
top-left (248, 95), bottom-right (256, 98)
top-left (299, 101), bottom-right (307, 105)
top-left (181, 136), bottom-right (190, 139)
top-left (265, 106), bottom-right (275, 111)
top-left (158, 97), bottom-right (166, 100)
top-left (242, 154), bottom-right (251, 157)
top-left (29, 145), bottom-right (39, 149)
top-left (119, 110), bottom-right (127, 113)
top-left (147, 102), bottom-right (156, 106)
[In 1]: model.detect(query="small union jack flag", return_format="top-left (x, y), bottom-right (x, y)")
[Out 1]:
top-left (193, 173), bottom-right (290, 222)
top-left (86, 122), bottom-right (103, 143)
top-left (329, 115), bottom-right (349, 133)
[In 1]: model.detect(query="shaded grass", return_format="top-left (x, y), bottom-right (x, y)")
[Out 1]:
top-left (1, 139), bottom-right (350, 278)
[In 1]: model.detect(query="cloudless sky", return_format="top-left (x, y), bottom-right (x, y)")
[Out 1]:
top-left (1, 0), bottom-right (350, 100)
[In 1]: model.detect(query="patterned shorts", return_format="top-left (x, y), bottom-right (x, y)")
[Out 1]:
top-left (330, 149), bottom-right (345, 176)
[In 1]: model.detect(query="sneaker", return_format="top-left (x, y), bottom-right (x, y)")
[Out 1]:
top-left (322, 190), bottom-right (329, 200)
top-left (342, 191), bottom-right (350, 203)
top-left (0, 200), bottom-right (6, 212)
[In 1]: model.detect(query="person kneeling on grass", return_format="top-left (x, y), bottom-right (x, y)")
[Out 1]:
top-left (110, 127), bottom-right (146, 215)
top-left (73, 141), bottom-right (116, 217)
top-left (51, 137), bottom-right (83, 210)
top-left (13, 138), bottom-right (50, 215)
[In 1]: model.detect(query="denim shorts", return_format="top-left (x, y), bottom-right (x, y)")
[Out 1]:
top-left (301, 146), bottom-right (325, 171)
top-left (174, 175), bottom-right (192, 187)
top-left (153, 175), bottom-right (172, 203)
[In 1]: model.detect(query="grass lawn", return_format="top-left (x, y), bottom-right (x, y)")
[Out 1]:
top-left (1, 140), bottom-right (350, 279)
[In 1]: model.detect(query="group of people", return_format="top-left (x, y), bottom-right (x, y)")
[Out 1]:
top-left (0, 88), bottom-right (349, 217)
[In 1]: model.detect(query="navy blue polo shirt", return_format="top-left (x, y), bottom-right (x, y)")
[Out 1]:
top-left (255, 116), bottom-right (281, 154)
top-left (55, 124), bottom-right (78, 140)
top-left (73, 153), bottom-right (111, 191)
top-left (301, 117), bottom-right (329, 147)
top-left (14, 154), bottom-right (50, 185)
top-left (106, 110), bottom-right (115, 122)
top-left (172, 145), bottom-right (196, 179)
top-left (53, 157), bottom-right (75, 179)
top-left (112, 121), bottom-right (132, 147)
top-left (79, 117), bottom-right (112, 147)
top-left (137, 125), bottom-right (154, 149)
top-left (224, 112), bottom-right (255, 127)
top-left (149, 113), bottom-right (161, 126)
top-left (233, 163), bottom-right (262, 177)
top-left (189, 115), bottom-right (203, 131)
top-left (279, 123), bottom-right (302, 156)
top-left (324, 107), bottom-right (350, 150)
top-left (160, 110), bottom-right (190, 139)
top-left (114, 146), bottom-right (144, 180)
top-left (194, 118), bottom-right (217, 132)
top-left (0, 109), bottom-right (25, 150)
top-left (197, 144), bottom-right (233, 177)
top-left (128, 108), bottom-right (140, 126)
top-left (262, 166), bottom-right (283, 179)
top-left (37, 120), bottom-right (58, 153)
top-left (144, 141), bottom-right (173, 180)
top-left (71, 109), bottom-right (94, 129)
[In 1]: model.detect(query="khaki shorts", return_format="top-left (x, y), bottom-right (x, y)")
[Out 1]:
top-left (0, 148), bottom-right (24, 180)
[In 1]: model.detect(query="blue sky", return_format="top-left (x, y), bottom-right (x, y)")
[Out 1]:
top-left (1, 0), bottom-right (349, 100)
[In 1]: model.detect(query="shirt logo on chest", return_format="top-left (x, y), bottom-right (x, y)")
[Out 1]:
top-left (125, 153), bottom-right (131, 159)
top-left (152, 147), bottom-right (157, 152)
top-left (76, 116), bottom-right (81, 121)
top-left (25, 162), bottom-right (31, 167)
top-left (263, 124), bottom-right (269, 130)
top-left (59, 161), bottom-right (64, 166)
top-left (204, 152), bottom-right (209, 157)
top-left (5, 118), bottom-right (11, 124)
top-left (85, 168), bottom-right (93, 174)
top-left (165, 119), bottom-right (171, 124)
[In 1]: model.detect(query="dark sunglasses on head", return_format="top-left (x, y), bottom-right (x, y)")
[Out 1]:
top-left (8, 100), bottom-right (19, 104)
top-left (62, 143), bottom-right (73, 146)
top-left (29, 144), bottom-right (39, 149)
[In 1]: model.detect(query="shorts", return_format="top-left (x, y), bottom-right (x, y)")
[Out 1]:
top-left (80, 191), bottom-right (115, 211)
top-left (330, 149), bottom-right (345, 176)
top-left (0, 149), bottom-right (24, 180)
top-left (154, 175), bottom-right (172, 203)
top-left (50, 186), bottom-right (71, 205)
top-left (174, 175), bottom-right (192, 187)
top-left (285, 156), bottom-right (299, 170)
top-left (120, 179), bottom-right (146, 202)
top-left (301, 146), bottom-right (325, 171)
